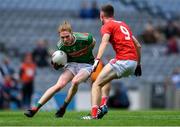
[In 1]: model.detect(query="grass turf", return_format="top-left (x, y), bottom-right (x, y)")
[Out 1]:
top-left (0, 110), bottom-right (180, 126)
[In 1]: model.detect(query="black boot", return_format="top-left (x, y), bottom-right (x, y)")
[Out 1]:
top-left (24, 109), bottom-right (37, 117)
top-left (55, 107), bottom-right (66, 118)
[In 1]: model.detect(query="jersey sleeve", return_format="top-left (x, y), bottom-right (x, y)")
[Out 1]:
top-left (88, 33), bottom-right (96, 50)
top-left (87, 33), bottom-right (93, 45)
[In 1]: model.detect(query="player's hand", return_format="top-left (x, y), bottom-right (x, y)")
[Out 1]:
top-left (134, 64), bottom-right (142, 76)
top-left (91, 58), bottom-right (100, 72)
top-left (51, 60), bottom-right (64, 70)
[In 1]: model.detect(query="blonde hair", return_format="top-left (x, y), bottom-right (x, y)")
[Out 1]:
top-left (58, 21), bottom-right (72, 33)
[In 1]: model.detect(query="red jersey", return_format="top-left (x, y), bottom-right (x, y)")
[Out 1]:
top-left (101, 20), bottom-right (138, 61)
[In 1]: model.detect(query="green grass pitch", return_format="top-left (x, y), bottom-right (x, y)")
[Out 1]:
top-left (0, 110), bottom-right (180, 126)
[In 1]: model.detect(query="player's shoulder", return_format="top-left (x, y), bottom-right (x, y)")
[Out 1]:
top-left (57, 40), bottom-right (64, 49)
top-left (119, 20), bottom-right (129, 26)
top-left (110, 20), bottom-right (130, 29)
top-left (101, 20), bottom-right (117, 32)
top-left (74, 32), bottom-right (93, 41)
top-left (107, 20), bottom-right (127, 25)
top-left (102, 20), bottom-right (118, 29)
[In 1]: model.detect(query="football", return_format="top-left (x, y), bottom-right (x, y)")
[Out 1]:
top-left (51, 50), bottom-right (67, 66)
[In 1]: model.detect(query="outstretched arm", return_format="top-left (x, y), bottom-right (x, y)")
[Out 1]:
top-left (132, 36), bottom-right (141, 65)
top-left (132, 36), bottom-right (142, 76)
top-left (96, 34), bottom-right (110, 59)
top-left (92, 34), bottom-right (110, 72)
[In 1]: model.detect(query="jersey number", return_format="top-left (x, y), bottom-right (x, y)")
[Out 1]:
top-left (120, 26), bottom-right (130, 40)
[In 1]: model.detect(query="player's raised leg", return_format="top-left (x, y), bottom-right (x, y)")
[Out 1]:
top-left (98, 82), bottom-right (111, 118)
top-left (24, 70), bottom-right (74, 117)
top-left (55, 69), bottom-right (90, 117)
top-left (91, 64), bottom-right (117, 119)
top-left (101, 83), bottom-right (110, 106)
top-left (89, 59), bottom-right (111, 118)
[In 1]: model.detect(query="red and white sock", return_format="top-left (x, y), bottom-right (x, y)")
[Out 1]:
top-left (100, 96), bottom-right (108, 107)
top-left (91, 105), bottom-right (99, 118)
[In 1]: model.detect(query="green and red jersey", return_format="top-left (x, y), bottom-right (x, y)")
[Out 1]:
top-left (57, 32), bottom-right (95, 64)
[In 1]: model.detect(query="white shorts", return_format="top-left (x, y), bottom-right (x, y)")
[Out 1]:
top-left (65, 62), bottom-right (92, 76)
top-left (109, 59), bottom-right (137, 78)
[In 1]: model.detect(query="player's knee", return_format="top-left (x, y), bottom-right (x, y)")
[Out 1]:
top-left (72, 78), bottom-right (80, 86)
top-left (93, 80), bottom-right (103, 88)
top-left (94, 78), bottom-right (101, 84)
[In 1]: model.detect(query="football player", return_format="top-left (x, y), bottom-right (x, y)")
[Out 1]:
top-left (24, 21), bottom-right (110, 118)
top-left (82, 4), bottom-right (142, 119)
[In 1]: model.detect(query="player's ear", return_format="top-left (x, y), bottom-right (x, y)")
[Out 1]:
top-left (100, 14), bottom-right (103, 20)
top-left (100, 12), bottom-right (104, 19)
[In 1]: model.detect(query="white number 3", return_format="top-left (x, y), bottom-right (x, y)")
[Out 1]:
top-left (120, 26), bottom-right (130, 40)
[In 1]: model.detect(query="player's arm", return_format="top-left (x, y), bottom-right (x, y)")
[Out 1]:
top-left (132, 36), bottom-right (141, 65)
top-left (132, 35), bottom-right (142, 76)
top-left (96, 34), bottom-right (110, 59)
top-left (88, 37), bottom-right (96, 49)
top-left (87, 33), bottom-right (96, 49)
top-left (92, 34), bottom-right (110, 71)
top-left (92, 38), bottom-right (96, 48)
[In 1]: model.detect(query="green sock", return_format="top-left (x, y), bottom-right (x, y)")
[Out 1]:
top-left (63, 102), bottom-right (69, 108)
top-left (35, 103), bottom-right (42, 109)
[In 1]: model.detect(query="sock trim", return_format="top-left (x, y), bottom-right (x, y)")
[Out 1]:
top-left (92, 105), bottom-right (99, 108)
top-left (36, 103), bottom-right (42, 109)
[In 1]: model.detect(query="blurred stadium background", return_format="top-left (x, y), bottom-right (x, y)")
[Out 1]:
top-left (0, 0), bottom-right (180, 112)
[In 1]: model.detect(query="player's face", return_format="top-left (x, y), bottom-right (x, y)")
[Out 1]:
top-left (60, 31), bottom-right (73, 45)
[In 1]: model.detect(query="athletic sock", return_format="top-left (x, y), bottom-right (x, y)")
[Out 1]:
top-left (100, 96), bottom-right (108, 107)
top-left (32, 103), bottom-right (42, 111)
top-left (62, 101), bottom-right (69, 109)
top-left (91, 105), bottom-right (99, 118)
